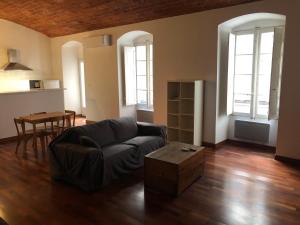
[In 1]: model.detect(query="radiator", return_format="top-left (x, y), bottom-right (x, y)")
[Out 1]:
top-left (234, 120), bottom-right (270, 143)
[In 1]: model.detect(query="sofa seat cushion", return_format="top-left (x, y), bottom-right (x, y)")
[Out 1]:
top-left (101, 144), bottom-right (144, 185)
top-left (109, 117), bottom-right (138, 142)
top-left (123, 136), bottom-right (164, 155)
top-left (102, 144), bottom-right (136, 159)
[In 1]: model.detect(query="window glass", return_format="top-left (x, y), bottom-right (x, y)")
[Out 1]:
top-left (234, 75), bottom-right (252, 95)
top-left (257, 95), bottom-right (269, 116)
top-left (137, 61), bottom-right (146, 75)
top-left (259, 54), bottom-right (273, 75)
top-left (235, 55), bottom-right (253, 75)
top-left (137, 75), bottom-right (147, 90)
top-left (257, 75), bottom-right (271, 97)
top-left (233, 94), bottom-right (251, 114)
top-left (236, 34), bottom-right (254, 55)
top-left (260, 32), bottom-right (274, 54)
top-left (79, 61), bottom-right (86, 108)
top-left (137, 90), bottom-right (147, 104)
top-left (136, 46), bottom-right (146, 60)
top-left (257, 75), bottom-right (271, 116)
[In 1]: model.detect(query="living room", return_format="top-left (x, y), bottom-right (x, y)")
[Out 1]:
top-left (0, 0), bottom-right (299, 225)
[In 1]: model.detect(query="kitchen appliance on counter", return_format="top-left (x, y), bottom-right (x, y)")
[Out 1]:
top-left (30, 80), bottom-right (41, 89)
top-left (30, 80), bottom-right (60, 89)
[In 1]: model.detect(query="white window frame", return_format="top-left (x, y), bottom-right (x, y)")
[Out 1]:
top-left (79, 60), bottom-right (86, 109)
top-left (124, 41), bottom-right (153, 110)
top-left (230, 27), bottom-right (275, 119)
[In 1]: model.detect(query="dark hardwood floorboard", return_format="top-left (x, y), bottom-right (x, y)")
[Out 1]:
top-left (0, 135), bottom-right (299, 225)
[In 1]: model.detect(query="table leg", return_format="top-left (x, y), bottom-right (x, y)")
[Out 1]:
top-left (40, 136), bottom-right (46, 158)
top-left (67, 115), bottom-right (71, 128)
top-left (32, 124), bottom-right (38, 157)
top-left (23, 136), bottom-right (30, 157)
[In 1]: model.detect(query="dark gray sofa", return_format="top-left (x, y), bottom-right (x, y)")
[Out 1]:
top-left (48, 117), bottom-right (166, 191)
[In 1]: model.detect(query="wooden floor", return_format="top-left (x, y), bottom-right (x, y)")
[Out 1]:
top-left (0, 135), bottom-right (299, 224)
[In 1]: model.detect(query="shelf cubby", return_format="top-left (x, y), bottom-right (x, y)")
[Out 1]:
top-left (168, 101), bottom-right (180, 114)
top-left (180, 100), bottom-right (194, 114)
top-left (168, 114), bottom-right (179, 128)
top-left (168, 128), bottom-right (180, 142)
top-left (181, 82), bottom-right (194, 99)
top-left (168, 82), bottom-right (180, 100)
top-left (180, 130), bottom-right (194, 145)
top-left (180, 115), bottom-right (194, 131)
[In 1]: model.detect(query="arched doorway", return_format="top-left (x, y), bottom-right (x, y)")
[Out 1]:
top-left (61, 41), bottom-right (86, 115)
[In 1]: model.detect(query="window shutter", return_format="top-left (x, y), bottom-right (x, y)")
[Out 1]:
top-left (268, 27), bottom-right (285, 120)
top-left (124, 46), bottom-right (137, 105)
top-left (227, 33), bottom-right (236, 115)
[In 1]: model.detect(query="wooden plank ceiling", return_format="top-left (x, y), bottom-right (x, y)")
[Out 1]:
top-left (0, 0), bottom-right (259, 37)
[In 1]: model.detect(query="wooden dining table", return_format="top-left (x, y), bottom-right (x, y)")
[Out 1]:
top-left (19, 111), bottom-right (73, 153)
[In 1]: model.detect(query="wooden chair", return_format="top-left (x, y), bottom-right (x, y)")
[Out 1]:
top-left (14, 118), bottom-right (47, 155)
top-left (65, 110), bottom-right (76, 127)
top-left (30, 112), bottom-right (48, 145)
top-left (43, 115), bottom-right (66, 140)
top-left (53, 110), bottom-right (76, 134)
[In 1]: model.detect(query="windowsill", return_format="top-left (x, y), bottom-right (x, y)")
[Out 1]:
top-left (136, 106), bottom-right (154, 112)
top-left (230, 114), bottom-right (273, 124)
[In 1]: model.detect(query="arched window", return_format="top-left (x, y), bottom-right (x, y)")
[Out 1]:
top-left (223, 13), bottom-right (286, 120)
top-left (119, 31), bottom-right (153, 110)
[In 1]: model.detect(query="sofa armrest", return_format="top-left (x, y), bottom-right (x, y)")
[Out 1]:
top-left (49, 142), bottom-right (102, 157)
top-left (137, 122), bottom-right (167, 142)
top-left (48, 143), bottom-right (104, 190)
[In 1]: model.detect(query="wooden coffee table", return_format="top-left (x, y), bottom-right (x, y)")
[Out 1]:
top-left (144, 142), bottom-right (205, 196)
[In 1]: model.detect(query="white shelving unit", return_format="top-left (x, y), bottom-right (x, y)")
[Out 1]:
top-left (167, 80), bottom-right (204, 146)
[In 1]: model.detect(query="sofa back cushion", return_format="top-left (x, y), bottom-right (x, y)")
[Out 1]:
top-left (109, 117), bottom-right (138, 142)
top-left (78, 120), bottom-right (116, 147)
top-left (79, 136), bottom-right (101, 148)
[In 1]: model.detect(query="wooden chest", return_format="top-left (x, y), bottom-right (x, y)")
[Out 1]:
top-left (144, 142), bottom-right (205, 196)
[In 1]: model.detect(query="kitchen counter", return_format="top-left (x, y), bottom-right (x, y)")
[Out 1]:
top-left (0, 88), bottom-right (65, 139)
top-left (0, 88), bottom-right (65, 95)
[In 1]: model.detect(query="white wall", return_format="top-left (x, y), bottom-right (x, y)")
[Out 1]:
top-left (62, 42), bottom-right (83, 114)
top-left (0, 19), bottom-right (52, 81)
top-left (84, 46), bottom-right (120, 121)
top-left (276, 3), bottom-right (300, 159)
top-left (50, 0), bottom-right (300, 159)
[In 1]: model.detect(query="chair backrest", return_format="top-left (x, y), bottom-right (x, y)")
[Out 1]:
top-left (65, 110), bottom-right (76, 127)
top-left (49, 115), bottom-right (65, 137)
top-left (30, 112), bottom-right (47, 128)
top-left (14, 118), bottom-right (26, 137)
